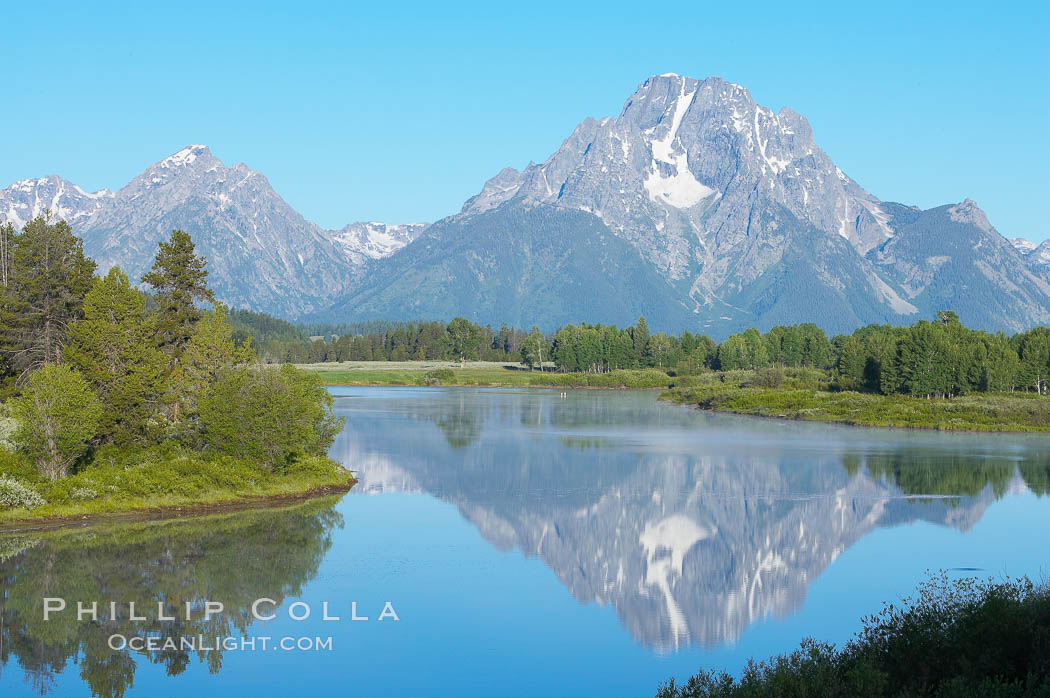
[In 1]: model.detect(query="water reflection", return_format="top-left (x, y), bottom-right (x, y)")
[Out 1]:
top-left (0, 498), bottom-right (343, 697)
top-left (333, 387), bottom-right (1047, 650)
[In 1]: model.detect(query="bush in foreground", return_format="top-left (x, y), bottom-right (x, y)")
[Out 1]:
top-left (657, 574), bottom-right (1050, 697)
top-left (199, 364), bottom-right (345, 470)
top-left (9, 364), bottom-right (102, 480)
top-left (0, 476), bottom-right (46, 509)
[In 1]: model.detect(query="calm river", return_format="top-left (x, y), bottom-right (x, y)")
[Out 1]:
top-left (1, 387), bottom-right (1048, 696)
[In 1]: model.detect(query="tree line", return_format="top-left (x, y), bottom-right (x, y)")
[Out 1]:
top-left (0, 216), bottom-right (339, 481)
top-left (240, 308), bottom-right (1048, 397)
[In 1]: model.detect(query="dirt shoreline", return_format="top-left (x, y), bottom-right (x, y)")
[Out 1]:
top-left (0, 477), bottom-right (356, 533)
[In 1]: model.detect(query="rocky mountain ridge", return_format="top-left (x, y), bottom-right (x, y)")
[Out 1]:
top-left (3, 75), bottom-right (1048, 334)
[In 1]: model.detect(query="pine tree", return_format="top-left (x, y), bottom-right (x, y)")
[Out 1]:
top-left (142, 229), bottom-right (215, 359)
top-left (67, 267), bottom-right (168, 445)
top-left (2, 214), bottom-right (96, 380)
top-left (837, 336), bottom-right (866, 389)
top-left (633, 316), bottom-right (650, 368)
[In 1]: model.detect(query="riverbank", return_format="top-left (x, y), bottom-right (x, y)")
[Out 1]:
top-left (657, 574), bottom-right (1050, 697)
top-left (660, 383), bottom-right (1050, 432)
top-left (0, 444), bottom-right (355, 526)
top-left (300, 361), bottom-right (676, 388)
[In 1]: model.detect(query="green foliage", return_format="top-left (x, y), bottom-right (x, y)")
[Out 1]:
top-left (520, 329), bottom-right (546, 368)
top-left (0, 497), bottom-right (343, 694)
top-left (0, 442), bottom-right (351, 519)
top-left (657, 574), bottom-right (1050, 698)
top-left (141, 229), bottom-right (215, 359)
top-left (9, 364), bottom-right (102, 480)
top-left (423, 368), bottom-right (456, 385)
top-left (446, 316), bottom-right (485, 364)
top-left (748, 367), bottom-right (786, 389)
top-left (174, 302), bottom-right (240, 426)
top-left (0, 475), bottom-right (45, 509)
top-left (663, 379), bottom-right (1050, 432)
top-left (1, 214), bottom-right (96, 378)
top-left (199, 364), bottom-right (344, 470)
top-left (67, 267), bottom-right (168, 445)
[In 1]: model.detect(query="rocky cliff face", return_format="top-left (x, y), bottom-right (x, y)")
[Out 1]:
top-left (0, 146), bottom-right (423, 318)
top-left (4, 75), bottom-right (1048, 333)
top-left (326, 74), bottom-right (1050, 334)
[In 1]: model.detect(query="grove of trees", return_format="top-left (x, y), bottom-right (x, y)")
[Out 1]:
top-left (1, 215), bottom-right (339, 481)
top-left (241, 308), bottom-right (1049, 399)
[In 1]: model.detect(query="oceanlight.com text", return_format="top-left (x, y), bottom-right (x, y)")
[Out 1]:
top-left (107, 634), bottom-right (334, 652)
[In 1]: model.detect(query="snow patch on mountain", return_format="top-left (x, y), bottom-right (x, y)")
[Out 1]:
top-left (333, 222), bottom-right (427, 263)
top-left (1, 175), bottom-right (113, 229)
top-left (1012, 237), bottom-right (1037, 254)
top-left (643, 83), bottom-right (716, 208)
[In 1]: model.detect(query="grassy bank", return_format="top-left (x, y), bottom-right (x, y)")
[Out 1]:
top-left (300, 360), bottom-right (677, 388)
top-left (660, 369), bottom-right (1050, 432)
top-left (0, 443), bottom-right (354, 526)
top-left (658, 574), bottom-right (1050, 697)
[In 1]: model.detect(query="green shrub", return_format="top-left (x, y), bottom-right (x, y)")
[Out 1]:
top-left (423, 368), bottom-right (456, 385)
top-left (748, 367), bottom-right (786, 389)
top-left (657, 574), bottom-right (1050, 697)
top-left (199, 364), bottom-right (344, 470)
top-left (0, 476), bottom-right (46, 510)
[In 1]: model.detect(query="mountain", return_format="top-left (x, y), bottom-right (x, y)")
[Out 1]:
top-left (3, 77), bottom-right (1048, 334)
top-left (323, 74), bottom-right (1050, 335)
top-left (328, 204), bottom-right (696, 330)
top-left (0, 146), bottom-right (424, 318)
top-left (333, 221), bottom-right (427, 266)
top-left (1, 175), bottom-right (112, 229)
top-left (1012, 236), bottom-right (1050, 273)
top-left (333, 389), bottom-right (1025, 649)
top-left (1032, 242), bottom-right (1050, 271)
top-left (1012, 237), bottom-right (1038, 254)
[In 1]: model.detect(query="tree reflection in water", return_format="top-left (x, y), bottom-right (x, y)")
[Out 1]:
top-left (0, 497), bottom-right (344, 698)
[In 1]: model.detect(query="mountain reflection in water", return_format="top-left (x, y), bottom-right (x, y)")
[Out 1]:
top-left (333, 387), bottom-right (1048, 650)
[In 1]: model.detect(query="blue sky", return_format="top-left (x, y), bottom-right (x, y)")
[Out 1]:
top-left (2, 1), bottom-right (1048, 240)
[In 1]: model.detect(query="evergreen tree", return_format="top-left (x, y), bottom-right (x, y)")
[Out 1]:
top-left (67, 267), bottom-right (168, 445)
top-left (199, 364), bottom-right (343, 470)
top-left (837, 336), bottom-right (866, 389)
top-left (2, 215), bottom-right (96, 379)
top-left (899, 322), bottom-right (952, 397)
top-left (633, 316), bottom-right (651, 367)
top-left (174, 303), bottom-right (242, 428)
top-left (141, 229), bottom-right (215, 359)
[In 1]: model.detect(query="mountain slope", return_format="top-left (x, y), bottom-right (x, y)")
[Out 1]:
top-left (872, 200), bottom-right (1050, 330)
top-left (326, 204), bottom-right (693, 329)
top-left (68, 146), bottom-right (357, 317)
top-left (328, 73), bottom-right (1046, 334)
top-left (0, 175), bottom-right (112, 229)
top-left (0, 146), bottom-right (424, 318)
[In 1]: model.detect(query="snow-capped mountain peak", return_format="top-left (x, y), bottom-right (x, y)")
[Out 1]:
top-left (334, 221), bottom-right (427, 264)
top-left (1012, 237), bottom-right (1037, 254)
top-left (0, 145), bottom-right (427, 318)
top-left (1, 174), bottom-right (113, 229)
